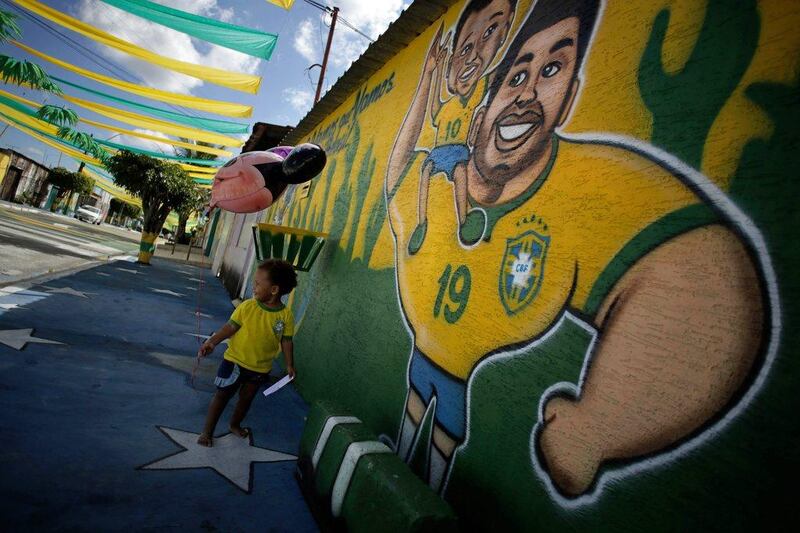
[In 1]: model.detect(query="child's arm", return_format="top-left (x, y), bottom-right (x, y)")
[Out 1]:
top-left (281, 338), bottom-right (295, 378)
top-left (197, 323), bottom-right (239, 358)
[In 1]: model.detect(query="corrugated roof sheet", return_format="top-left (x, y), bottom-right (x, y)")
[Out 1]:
top-left (282, 0), bottom-right (460, 146)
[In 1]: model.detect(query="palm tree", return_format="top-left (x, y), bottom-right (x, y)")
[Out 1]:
top-left (174, 139), bottom-right (219, 243)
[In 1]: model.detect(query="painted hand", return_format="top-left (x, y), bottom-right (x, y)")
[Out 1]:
top-left (537, 396), bottom-right (604, 496)
top-left (425, 25), bottom-right (445, 72)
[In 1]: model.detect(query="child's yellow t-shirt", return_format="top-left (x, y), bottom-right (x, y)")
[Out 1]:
top-left (224, 298), bottom-right (294, 373)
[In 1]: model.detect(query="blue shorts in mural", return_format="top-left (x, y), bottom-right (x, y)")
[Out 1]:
top-left (408, 347), bottom-right (466, 441)
top-left (424, 144), bottom-right (470, 182)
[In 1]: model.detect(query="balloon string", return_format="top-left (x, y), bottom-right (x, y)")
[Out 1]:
top-left (190, 207), bottom-right (211, 389)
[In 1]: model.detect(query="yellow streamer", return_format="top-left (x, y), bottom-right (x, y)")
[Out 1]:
top-left (61, 94), bottom-right (245, 147)
top-left (0, 114), bottom-right (101, 166)
top-left (11, 41), bottom-right (253, 117)
top-left (266, 0), bottom-right (295, 9)
top-left (0, 88), bottom-right (233, 158)
top-left (13, 0), bottom-right (262, 94)
top-left (179, 163), bottom-right (218, 174)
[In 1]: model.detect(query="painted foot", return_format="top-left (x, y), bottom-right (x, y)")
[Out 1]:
top-left (230, 426), bottom-right (251, 439)
top-left (459, 209), bottom-right (486, 246)
top-left (197, 433), bottom-right (213, 447)
top-left (407, 221), bottom-right (428, 255)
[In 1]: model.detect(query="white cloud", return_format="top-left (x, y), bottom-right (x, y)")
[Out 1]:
top-left (75, 0), bottom-right (260, 94)
top-left (283, 88), bottom-right (314, 113)
top-left (115, 129), bottom-right (176, 154)
top-left (27, 147), bottom-right (44, 159)
top-left (293, 0), bottom-right (409, 75)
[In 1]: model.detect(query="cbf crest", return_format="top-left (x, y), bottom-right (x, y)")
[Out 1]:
top-left (499, 229), bottom-right (549, 315)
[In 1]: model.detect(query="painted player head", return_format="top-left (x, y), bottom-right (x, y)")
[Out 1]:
top-left (470, 0), bottom-right (601, 187)
top-left (446, 0), bottom-right (517, 98)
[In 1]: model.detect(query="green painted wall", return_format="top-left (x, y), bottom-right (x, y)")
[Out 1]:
top-left (269, 0), bottom-right (798, 529)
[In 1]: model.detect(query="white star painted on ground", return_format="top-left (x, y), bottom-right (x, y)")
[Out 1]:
top-left (188, 278), bottom-right (205, 284)
top-left (191, 311), bottom-right (213, 318)
top-left (184, 333), bottom-right (229, 345)
top-left (117, 268), bottom-right (139, 274)
top-left (41, 286), bottom-right (94, 298)
top-left (140, 426), bottom-right (296, 492)
top-left (96, 272), bottom-right (111, 277)
top-left (0, 303), bottom-right (28, 310)
top-left (151, 288), bottom-right (185, 297)
top-left (0, 328), bottom-right (64, 350)
top-left (185, 287), bottom-right (198, 291)
top-left (510, 252), bottom-right (534, 288)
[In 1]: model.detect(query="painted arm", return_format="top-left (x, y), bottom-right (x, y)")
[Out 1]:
top-left (429, 44), bottom-right (448, 123)
top-left (386, 25), bottom-right (446, 196)
top-left (537, 225), bottom-right (765, 496)
top-left (197, 322), bottom-right (239, 358)
top-left (281, 338), bottom-right (295, 378)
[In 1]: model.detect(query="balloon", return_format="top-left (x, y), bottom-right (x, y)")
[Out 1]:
top-left (210, 143), bottom-right (326, 214)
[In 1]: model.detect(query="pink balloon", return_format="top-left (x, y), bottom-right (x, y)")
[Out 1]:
top-left (210, 151), bottom-right (282, 213)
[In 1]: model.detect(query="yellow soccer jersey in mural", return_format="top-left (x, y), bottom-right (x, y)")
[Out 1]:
top-left (432, 76), bottom-right (488, 146)
top-left (388, 136), bottom-right (718, 380)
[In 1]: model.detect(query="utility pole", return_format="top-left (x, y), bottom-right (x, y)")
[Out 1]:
top-left (314, 6), bottom-right (339, 104)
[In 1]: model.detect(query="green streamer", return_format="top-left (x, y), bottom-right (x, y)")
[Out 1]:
top-left (52, 76), bottom-right (250, 134)
top-left (98, 0), bottom-right (277, 60)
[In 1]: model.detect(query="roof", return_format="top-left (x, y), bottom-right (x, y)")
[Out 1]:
top-left (241, 122), bottom-right (293, 153)
top-left (282, 0), bottom-right (460, 146)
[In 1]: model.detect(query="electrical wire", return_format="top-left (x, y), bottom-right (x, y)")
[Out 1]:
top-left (301, 0), bottom-right (375, 42)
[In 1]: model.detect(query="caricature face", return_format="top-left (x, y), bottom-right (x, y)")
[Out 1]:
top-left (473, 17), bottom-right (580, 186)
top-left (447, 0), bottom-right (514, 97)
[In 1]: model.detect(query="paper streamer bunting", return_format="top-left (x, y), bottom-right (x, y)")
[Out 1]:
top-left (49, 75), bottom-right (249, 134)
top-left (60, 94), bottom-right (245, 147)
top-left (98, 0), bottom-right (278, 60)
top-left (11, 41), bottom-right (253, 118)
top-left (12, 0), bottom-right (262, 94)
top-left (94, 138), bottom-right (224, 167)
top-left (266, 0), bottom-right (296, 9)
top-left (0, 88), bottom-right (233, 158)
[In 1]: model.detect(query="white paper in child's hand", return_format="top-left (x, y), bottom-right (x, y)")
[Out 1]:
top-left (262, 375), bottom-right (294, 397)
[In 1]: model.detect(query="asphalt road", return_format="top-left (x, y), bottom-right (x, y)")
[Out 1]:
top-left (0, 201), bottom-right (142, 286)
top-left (0, 253), bottom-right (315, 531)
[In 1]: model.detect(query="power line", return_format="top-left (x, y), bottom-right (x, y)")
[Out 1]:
top-left (302, 0), bottom-right (375, 43)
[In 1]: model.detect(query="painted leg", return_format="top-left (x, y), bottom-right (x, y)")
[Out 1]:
top-left (429, 424), bottom-right (457, 494)
top-left (397, 389), bottom-right (426, 461)
top-left (199, 387), bottom-right (236, 447)
top-left (452, 163), bottom-right (468, 224)
top-left (408, 162), bottom-right (433, 255)
top-left (229, 381), bottom-right (260, 437)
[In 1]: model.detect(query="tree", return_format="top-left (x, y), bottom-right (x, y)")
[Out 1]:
top-left (174, 139), bottom-right (219, 243)
top-left (0, 11), bottom-right (61, 94)
top-left (46, 167), bottom-right (93, 212)
top-left (105, 151), bottom-right (200, 264)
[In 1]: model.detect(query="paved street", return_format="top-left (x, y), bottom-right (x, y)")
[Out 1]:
top-left (0, 201), bottom-right (141, 286)
top-left (0, 257), bottom-right (316, 531)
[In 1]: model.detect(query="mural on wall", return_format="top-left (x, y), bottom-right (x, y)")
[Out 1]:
top-left (386, 0), bottom-right (776, 502)
top-left (264, 0), bottom-right (797, 526)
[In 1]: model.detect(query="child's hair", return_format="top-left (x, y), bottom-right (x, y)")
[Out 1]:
top-left (258, 259), bottom-right (297, 296)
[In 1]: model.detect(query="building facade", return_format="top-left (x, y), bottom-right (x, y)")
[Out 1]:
top-left (208, 0), bottom-right (798, 528)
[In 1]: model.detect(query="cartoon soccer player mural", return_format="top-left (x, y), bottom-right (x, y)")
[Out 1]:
top-left (386, 0), bottom-right (772, 499)
top-left (405, 0), bottom-right (517, 254)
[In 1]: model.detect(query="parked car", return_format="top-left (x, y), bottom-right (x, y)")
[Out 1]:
top-left (75, 204), bottom-right (102, 225)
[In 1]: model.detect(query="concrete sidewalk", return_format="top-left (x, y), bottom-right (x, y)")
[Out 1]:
top-left (0, 258), bottom-right (316, 531)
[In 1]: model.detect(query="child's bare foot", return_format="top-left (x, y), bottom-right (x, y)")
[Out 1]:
top-left (197, 433), bottom-right (212, 447)
top-left (230, 425), bottom-right (251, 438)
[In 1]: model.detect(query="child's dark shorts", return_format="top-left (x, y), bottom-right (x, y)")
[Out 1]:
top-left (214, 359), bottom-right (269, 391)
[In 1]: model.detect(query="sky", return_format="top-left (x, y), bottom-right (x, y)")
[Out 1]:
top-left (0, 0), bottom-right (409, 172)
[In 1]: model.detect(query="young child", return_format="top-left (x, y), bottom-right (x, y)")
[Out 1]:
top-left (196, 259), bottom-right (297, 447)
